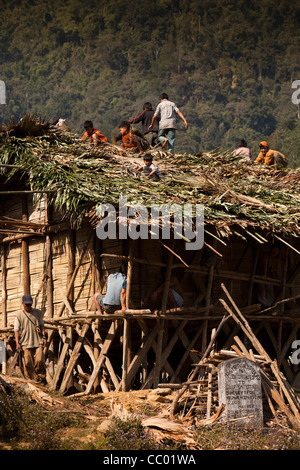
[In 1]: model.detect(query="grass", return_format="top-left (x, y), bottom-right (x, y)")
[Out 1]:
top-left (194, 423), bottom-right (300, 450)
top-left (0, 386), bottom-right (84, 450)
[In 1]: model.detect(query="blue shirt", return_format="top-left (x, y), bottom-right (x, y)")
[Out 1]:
top-left (103, 273), bottom-right (127, 306)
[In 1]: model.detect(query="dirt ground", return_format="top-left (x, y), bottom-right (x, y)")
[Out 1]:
top-left (0, 374), bottom-right (197, 449)
top-left (1, 375), bottom-right (300, 451)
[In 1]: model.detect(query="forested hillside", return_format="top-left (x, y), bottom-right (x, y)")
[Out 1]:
top-left (0, 0), bottom-right (300, 164)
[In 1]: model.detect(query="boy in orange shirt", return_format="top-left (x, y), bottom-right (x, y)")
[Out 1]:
top-left (119, 121), bottom-right (143, 153)
top-left (81, 120), bottom-right (108, 147)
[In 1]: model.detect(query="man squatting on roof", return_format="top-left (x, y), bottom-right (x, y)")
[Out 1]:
top-left (255, 141), bottom-right (288, 167)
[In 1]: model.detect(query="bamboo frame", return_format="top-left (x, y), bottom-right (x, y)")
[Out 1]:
top-left (1, 196), bottom-right (300, 396)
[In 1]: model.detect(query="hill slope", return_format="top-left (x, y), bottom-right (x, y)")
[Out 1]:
top-left (0, 0), bottom-right (300, 162)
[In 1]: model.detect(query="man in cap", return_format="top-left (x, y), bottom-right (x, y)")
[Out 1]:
top-left (255, 141), bottom-right (288, 167)
top-left (14, 294), bottom-right (47, 383)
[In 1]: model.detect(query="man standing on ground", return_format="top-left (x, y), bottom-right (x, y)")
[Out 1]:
top-left (14, 295), bottom-right (47, 383)
top-left (148, 93), bottom-right (188, 153)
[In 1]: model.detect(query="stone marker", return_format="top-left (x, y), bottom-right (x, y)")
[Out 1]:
top-left (218, 357), bottom-right (263, 427)
top-left (0, 81), bottom-right (6, 105)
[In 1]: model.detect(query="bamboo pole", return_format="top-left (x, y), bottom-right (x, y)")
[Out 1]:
top-left (121, 241), bottom-right (134, 392)
top-left (143, 320), bottom-right (187, 390)
top-left (67, 230), bottom-right (76, 310)
top-left (57, 231), bottom-right (92, 318)
top-left (59, 322), bottom-right (90, 394)
top-left (169, 315), bottom-right (230, 417)
top-left (21, 196), bottom-right (30, 295)
top-left (154, 238), bottom-right (174, 388)
top-left (1, 245), bottom-right (7, 374)
top-left (84, 320), bottom-right (120, 395)
top-left (118, 321), bottom-right (161, 391)
top-left (1, 245), bottom-right (7, 328)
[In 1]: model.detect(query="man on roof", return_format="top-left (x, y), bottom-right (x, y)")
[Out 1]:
top-left (118, 121), bottom-right (144, 153)
top-left (81, 120), bottom-right (108, 147)
top-left (128, 102), bottom-right (159, 148)
top-left (255, 141), bottom-right (288, 167)
top-left (148, 93), bottom-right (188, 153)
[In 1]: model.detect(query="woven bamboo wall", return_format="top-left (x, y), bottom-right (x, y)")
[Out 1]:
top-left (1, 192), bottom-right (300, 331)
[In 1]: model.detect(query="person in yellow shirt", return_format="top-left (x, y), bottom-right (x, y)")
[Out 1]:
top-left (255, 141), bottom-right (287, 167)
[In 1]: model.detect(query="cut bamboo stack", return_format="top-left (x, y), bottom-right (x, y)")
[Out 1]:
top-left (169, 284), bottom-right (300, 429)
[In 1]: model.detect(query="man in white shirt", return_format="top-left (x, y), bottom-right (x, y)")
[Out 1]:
top-left (148, 93), bottom-right (188, 153)
top-left (14, 295), bottom-right (47, 383)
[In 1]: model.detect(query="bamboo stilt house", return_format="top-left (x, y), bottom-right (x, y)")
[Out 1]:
top-left (1, 114), bottom-right (300, 397)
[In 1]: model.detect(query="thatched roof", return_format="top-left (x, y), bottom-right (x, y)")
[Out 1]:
top-left (1, 114), bottom-right (300, 239)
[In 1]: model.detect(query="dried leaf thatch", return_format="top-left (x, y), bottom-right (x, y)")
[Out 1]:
top-left (1, 114), bottom-right (300, 238)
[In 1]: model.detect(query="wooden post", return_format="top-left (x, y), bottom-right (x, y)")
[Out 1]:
top-left (154, 238), bottom-right (174, 388)
top-left (1, 245), bottom-right (7, 374)
top-left (45, 201), bottom-right (54, 318)
top-left (248, 245), bottom-right (260, 305)
top-left (22, 196), bottom-right (30, 295)
top-left (1, 245), bottom-right (7, 328)
top-left (67, 230), bottom-right (76, 310)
